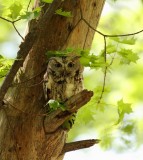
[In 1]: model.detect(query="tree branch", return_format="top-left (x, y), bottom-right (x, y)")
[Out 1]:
top-left (0, 0), bottom-right (63, 108)
top-left (44, 90), bottom-right (93, 133)
top-left (27, 0), bottom-right (32, 11)
top-left (61, 139), bottom-right (100, 154)
top-left (0, 29), bottom-right (38, 108)
top-left (12, 22), bottom-right (24, 40)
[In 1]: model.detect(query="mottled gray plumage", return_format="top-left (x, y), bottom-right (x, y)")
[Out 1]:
top-left (43, 56), bottom-right (83, 102)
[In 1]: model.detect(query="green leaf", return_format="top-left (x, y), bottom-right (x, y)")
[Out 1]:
top-left (121, 123), bottom-right (134, 135)
top-left (126, 51), bottom-right (139, 63)
top-left (118, 48), bottom-right (139, 64)
top-left (100, 133), bottom-right (112, 149)
top-left (33, 7), bottom-right (42, 18)
top-left (20, 7), bottom-right (41, 20)
top-left (20, 12), bottom-right (34, 20)
top-left (116, 99), bottom-right (132, 124)
top-left (80, 56), bottom-right (90, 66)
top-left (106, 44), bottom-right (117, 54)
top-left (47, 99), bottom-right (66, 112)
top-left (0, 55), bottom-right (14, 79)
top-left (45, 49), bottom-right (73, 58)
top-left (8, 2), bottom-right (23, 20)
top-left (55, 8), bottom-right (73, 17)
top-left (111, 37), bottom-right (136, 45)
top-left (42, 0), bottom-right (53, 3)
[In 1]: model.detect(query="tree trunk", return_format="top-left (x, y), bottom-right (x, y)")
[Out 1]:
top-left (0, 0), bottom-right (105, 160)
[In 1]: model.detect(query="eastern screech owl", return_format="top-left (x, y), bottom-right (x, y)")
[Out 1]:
top-left (43, 56), bottom-right (83, 102)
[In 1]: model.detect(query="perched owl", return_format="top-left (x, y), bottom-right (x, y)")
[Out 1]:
top-left (43, 55), bottom-right (83, 103)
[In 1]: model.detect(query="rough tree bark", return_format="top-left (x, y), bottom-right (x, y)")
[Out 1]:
top-left (0, 0), bottom-right (105, 160)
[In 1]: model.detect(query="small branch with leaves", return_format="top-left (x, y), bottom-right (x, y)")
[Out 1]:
top-left (43, 89), bottom-right (101, 153)
top-left (44, 89), bottom-right (93, 133)
top-left (78, 0), bottom-right (143, 104)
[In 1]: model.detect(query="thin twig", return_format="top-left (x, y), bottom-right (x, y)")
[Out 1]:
top-left (0, 16), bottom-right (23, 40)
top-left (103, 36), bottom-right (107, 62)
top-left (97, 67), bottom-right (108, 104)
top-left (27, 0), bottom-right (32, 11)
top-left (13, 18), bottom-right (21, 23)
top-left (61, 139), bottom-right (100, 154)
top-left (104, 29), bottom-right (143, 37)
top-left (0, 16), bottom-right (21, 23)
top-left (82, 17), bottom-right (143, 37)
top-left (78, 2), bottom-right (143, 106)
top-left (108, 54), bottom-right (116, 67)
top-left (12, 22), bottom-right (24, 40)
top-left (0, 16), bottom-right (12, 23)
top-left (97, 36), bottom-right (107, 104)
top-left (78, 2), bottom-right (143, 38)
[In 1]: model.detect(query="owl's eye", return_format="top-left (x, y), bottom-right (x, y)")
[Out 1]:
top-left (68, 62), bottom-right (74, 68)
top-left (55, 62), bottom-right (62, 68)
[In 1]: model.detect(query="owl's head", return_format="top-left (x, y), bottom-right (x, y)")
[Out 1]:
top-left (47, 56), bottom-right (83, 79)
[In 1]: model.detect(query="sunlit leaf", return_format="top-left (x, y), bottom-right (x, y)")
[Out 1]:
top-left (47, 99), bottom-right (66, 112)
top-left (8, 2), bottom-right (23, 20)
top-left (111, 37), bottom-right (136, 45)
top-left (0, 55), bottom-right (13, 80)
top-left (100, 132), bottom-right (112, 149)
top-left (55, 8), bottom-right (73, 17)
top-left (106, 44), bottom-right (117, 54)
top-left (42, 0), bottom-right (53, 3)
top-left (121, 123), bottom-right (134, 135)
top-left (116, 99), bottom-right (132, 124)
top-left (118, 48), bottom-right (139, 64)
top-left (20, 11), bottom-right (34, 20)
top-left (20, 7), bottom-right (41, 20)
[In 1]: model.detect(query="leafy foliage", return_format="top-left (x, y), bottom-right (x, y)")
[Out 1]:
top-left (46, 99), bottom-right (66, 113)
top-left (42, 0), bottom-right (53, 3)
top-left (0, 55), bottom-right (13, 81)
top-left (118, 48), bottom-right (139, 64)
top-left (20, 7), bottom-right (41, 20)
top-left (0, 0), bottom-right (40, 21)
top-left (8, 2), bottom-right (23, 20)
top-left (111, 37), bottom-right (136, 45)
top-left (105, 36), bottom-right (139, 65)
top-left (46, 48), bottom-right (106, 69)
top-left (55, 8), bottom-right (73, 17)
top-left (1, 0), bottom-right (30, 20)
top-left (116, 99), bottom-right (133, 124)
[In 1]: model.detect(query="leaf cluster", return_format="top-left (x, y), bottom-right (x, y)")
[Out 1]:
top-left (0, 0), bottom-right (73, 22)
top-left (0, 55), bottom-right (13, 81)
top-left (46, 99), bottom-right (66, 113)
top-left (46, 48), bottom-right (106, 69)
top-left (106, 37), bottom-right (139, 65)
